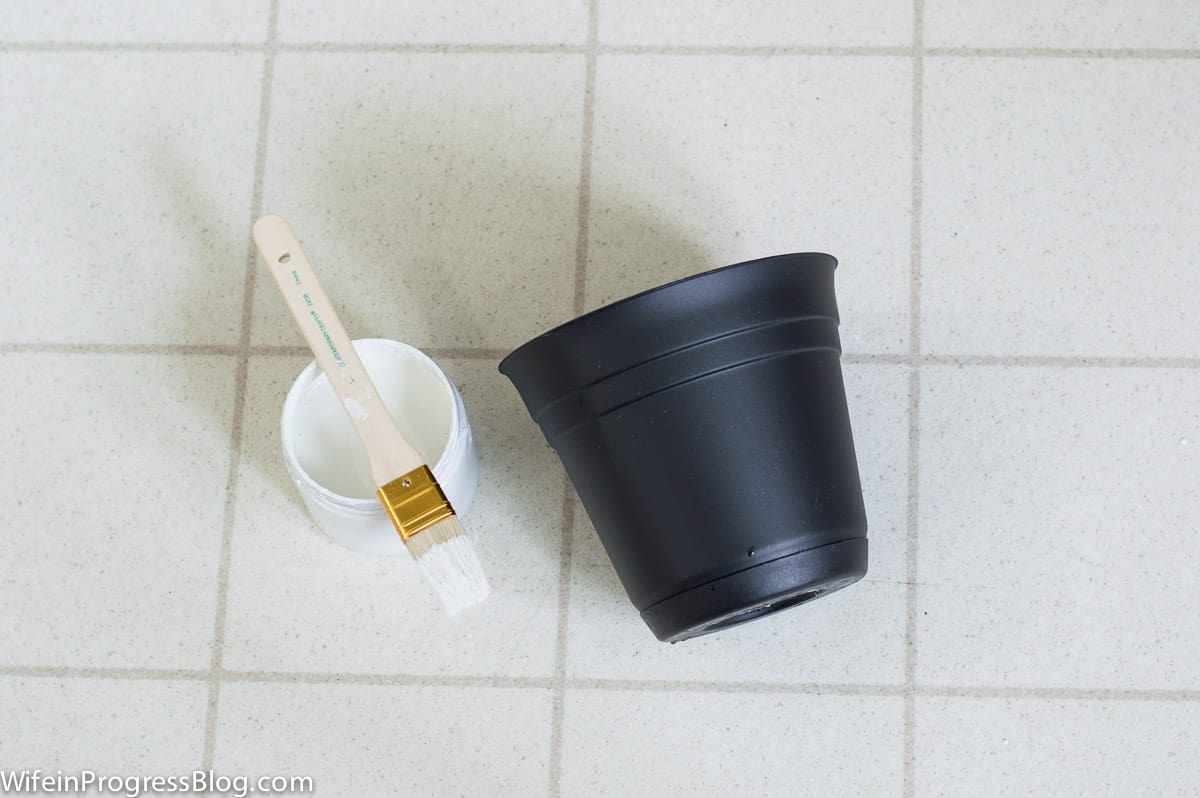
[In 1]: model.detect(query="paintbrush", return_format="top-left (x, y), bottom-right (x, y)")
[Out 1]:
top-left (253, 214), bottom-right (489, 614)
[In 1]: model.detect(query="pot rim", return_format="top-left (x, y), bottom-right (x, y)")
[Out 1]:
top-left (498, 251), bottom-right (837, 374)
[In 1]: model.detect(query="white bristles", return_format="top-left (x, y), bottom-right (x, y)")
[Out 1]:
top-left (405, 517), bottom-right (490, 615)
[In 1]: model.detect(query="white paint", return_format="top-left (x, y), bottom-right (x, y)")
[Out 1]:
top-left (341, 397), bottom-right (369, 421)
top-left (416, 532), bottom-right (490, 615)
top-left (280, 338), bottom-right (479, 556)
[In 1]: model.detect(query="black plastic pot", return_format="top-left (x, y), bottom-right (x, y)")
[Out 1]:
top-left (499, 253), bottom-right (867, 642)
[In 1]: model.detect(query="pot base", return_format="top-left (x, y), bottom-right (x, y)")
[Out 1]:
top-left (640, 538), bottom-right (868, 642)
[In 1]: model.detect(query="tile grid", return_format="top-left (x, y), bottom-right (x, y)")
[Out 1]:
top-left (199, 0), bottom-right (281, 773)
top-left (902, 0), bottom-right (925, 794)
top-left (6, 6), bottom-right (1200, 795)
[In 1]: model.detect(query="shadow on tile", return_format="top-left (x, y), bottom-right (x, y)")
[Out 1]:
top-left (303, 118), bottom-right (711, 566)
top-left (148, 141), bottom-right (304, 504)
top-left (162, 95), bottom-right (710, 571)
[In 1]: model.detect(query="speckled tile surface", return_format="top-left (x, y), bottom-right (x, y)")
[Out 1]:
top-left (0, 53), bottom-right (262, 345)
top-left (561, 691), bottom-right (905, 796)
top-left (917, 366), bottom-right (1200, 689)
top-left (277, 0), bottom-right (589, 45)
top-left (2, 2), bottom-right (1199, 796)
top-left (924, 0), bottom-right (1200, 48)
top-left (0, 1), bottom-right (271, 43)
top-left (0, 678), bottom-right (208, 770)
top-left (0, 353), bottom-right (234, 669)
top-left (915, 697), bottom-right (1200, 795)
top-left (598, 0), bottom-right (912, 47)
top-left (921, 57), bottom-right (1200, 357)
top-left (214, 683), bottom-right (554, 796)
top-left (252, 52), bottom-right (585, 351)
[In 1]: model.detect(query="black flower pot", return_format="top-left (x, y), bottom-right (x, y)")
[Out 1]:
top-left (500, 253), bottom-right (867, 642)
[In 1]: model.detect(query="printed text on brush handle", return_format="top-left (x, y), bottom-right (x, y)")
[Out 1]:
top-left (285, 263), bottom-right (354, 386)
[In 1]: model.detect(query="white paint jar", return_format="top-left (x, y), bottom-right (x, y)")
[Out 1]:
top-left (280, 338), bottom-right (479, 556)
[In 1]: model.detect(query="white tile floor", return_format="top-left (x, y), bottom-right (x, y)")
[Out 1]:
top-left (1, 2), bottom-right (1198, 797)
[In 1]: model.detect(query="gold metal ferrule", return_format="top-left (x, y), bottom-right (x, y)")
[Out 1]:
top-left (377, 465), bottom-right (456, 542)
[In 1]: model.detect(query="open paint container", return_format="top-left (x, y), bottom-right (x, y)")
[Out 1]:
top-left (500, 253), bottom-right (868, 642)
top-left (281, 338), bottom-right (479, 556)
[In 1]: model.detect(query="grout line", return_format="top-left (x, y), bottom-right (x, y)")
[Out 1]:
top-left (5, 41), bottom-right (1198, 59)
top-left (279, 41), bottom-right (582, 54)
top-left (908, 39), bottom-right (924, 360)
top-left (572, 34), bottom-right (599, 317)
top-left (424, 347), bottom-right (510, 361)
top-left (200, 354), bottom-right (249, 767)
top-left (600, 44), bottom-right (913, 57)
top-left (0, 41), bottom-right (266, 52)
top-left (0, 342), bottom-right (244, 355)
top-left (546, 478), bottom-right (578, 798)
top-left (4, 340), bottom-right (1199, 370)
top-left (902, 365), bottom-right (921, 793)
top-left (248, 345), bottom-right (510, 360)
top-left (925, 46), bottom-right (1200, 59)
top-left (842, 352), bottom-right (911, 365)
top-left (917, 685), bottom-right (1200, 703)
top-left (567, 679), bottom-right (908, 697)
top-left (247, 344), bottom-right (329, 357)
top-left (200, 0), bottom-right (280, 773)
top-left (548, 7), bottom-right (598, 795)
top-left (0, 342), bottom-right (507, 360)
top-left (903, 1), bottom-right (924, 794)
top-left (0, 666), bottom-right (209, 681)
top-left (8, 665), bottom-right (1196, 705)
top-left (221, 670), bottom-right (556, 689)
top-left (280, 43), bottom-right (911, 57)
top-left (855, 353), bottom-right (1200, 370)
top-left (918, 353), bottom-right (1200, 369)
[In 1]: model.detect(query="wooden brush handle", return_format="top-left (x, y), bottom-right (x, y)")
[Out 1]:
top-left (252, 214), bottom-right (424, 486)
